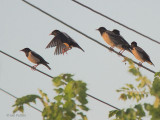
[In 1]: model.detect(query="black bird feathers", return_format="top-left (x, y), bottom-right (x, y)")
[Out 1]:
top-left (97, 27), bottom-right (132, 54)
top-left (131, 41), bottom-right (154, 66)
top-left (21, 48), bottom-right (51, 70)
top-left (46, 30), bottom-right (84, 55)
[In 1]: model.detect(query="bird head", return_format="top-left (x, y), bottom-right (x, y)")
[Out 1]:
top-left (20, 48), bottom-right (31, 53)
top-left (49, 30), bottom-right (61, 36)
top-left (96, 27), bottom-right (107, 34)
top-left (131, 41), bottom-right (137, 48)
top-left (112, 29), bottom-right (120, 35)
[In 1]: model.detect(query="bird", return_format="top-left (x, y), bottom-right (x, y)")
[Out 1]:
top-left (46, 30), bottom-right (84, 55)
top-left (20, 48), bottom-right (51, 70)
top-left (97, 27), bottom-right (132, 54)
top-left (131, 41), bottom-right (154, 66)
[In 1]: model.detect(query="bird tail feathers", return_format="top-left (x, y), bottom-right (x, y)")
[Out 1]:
top-left (77, 46), bottom-right (85, 52)
top-left (43, 64), bottom-right (51, 70)
top-left (147, 60), bottom-right (154, 66)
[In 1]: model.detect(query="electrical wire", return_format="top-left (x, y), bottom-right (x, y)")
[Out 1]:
top-left (0, 50), bottom-right (53, 78)
top-left (0, 87), bottom-right (42, 112)
top-left (21, 0), bottom-right (155, 74)
top-left (1, 0), bottom-right (157, 115)
top-left (0, 50), bottom-right (120, 110)
top-left (72, 0), bottom-right (160, 45)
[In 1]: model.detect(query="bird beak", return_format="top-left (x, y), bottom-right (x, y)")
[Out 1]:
top-left (96, 29), bottom-right (99, 31)
top-left (20, 49), bottom-right (24, 52)
top-left (49, 33), bottom-right (52, 35)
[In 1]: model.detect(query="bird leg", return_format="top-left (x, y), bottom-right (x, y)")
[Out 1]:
top-left (62, 48), bottom-right (69, 55)
top-left (109, 47), bottom-right (114, 52)
top-left (138, 62), bottom-right (142, 68)
top-left (118, 49), bottom-right (125, 56)
top-left (62, 47), bottom-right (72, 55)
top-left (121, 50), bottom-right (125, 54)
top-left (62, 48), bottom-right (66, 55)
top-left (68, 47), bottom-right (72, 50)
top-left (31, 64), bottom-right (39, 71)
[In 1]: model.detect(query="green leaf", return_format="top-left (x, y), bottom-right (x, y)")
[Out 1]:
top-left (119, 93), bottom-right (127, 101)
top-left (13, 106), bottom-right (19, 113)
top-left (77, 112), bottom-right (88, 120)
top-left (126, 108), bottom-right (136, 119)
top-left (135, 104), bottom-right (145, 117)
top-left (78, 105), bottom-right (89, 111)
top-left (116, 110), bottom-right (125, 118)
top-left (65, 110), bottom-right (75, 119)
top-left (13, 95), bottom-right (40, 107)
top-left (38, 89), bottom-right (50, 103)
top-left (12, 95), bottom-right (40, 113)
top-left (52, 76), bottom-right (65, 87)
top-left (18, 105), bottom-right (24, 113)
top-left (155, 72), bottom-right (160, 77)
top-left (64, 81), bottom-right (76, 99)
top-left (62, 74), bottom-right (74, 82)
top-left (63, 100), bottom-right (76, 110)
top-left (129, 67), bottom-right (141, 77)
top-left (109, 110), bottom-right (118, 118)
top-left (54, 88), bottom-right (64, 94)
top-left (126, 84), bottom-right (134, 89)
top-left (154, 97), bottom-right (160, 108)
top-left (54, 95), bottom-right (63, 102)
top-left (151, 77), bottom-right (160, 98)
top-left (144, 103), bottom-right (152, 111)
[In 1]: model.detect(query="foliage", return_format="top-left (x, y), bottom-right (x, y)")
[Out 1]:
top-left (117, 84), bottom-right (148, 102)
top-left (13, 95), bottom-right (41, 113)
top-left (117, 58), bottom-right (151, 102)
top-left (109, 58), bottom-right (160, 120)
top-left (144, 103), bottom-right (160, 120)
top-left (109, 104), bottom-right (145, 120)
top-left (12, 73), bottom-right (88, 120)
top-left (151, 72), bottom-right (160, 108)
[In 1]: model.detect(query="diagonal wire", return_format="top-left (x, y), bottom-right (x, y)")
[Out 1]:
top-left (0, 50), bottom-right (53, 78)
top-left (0, 87), bottom-right (42, 112)
top-left (72, 0), bottom-right (160, 45)
top-left (0, 50), bottom-right (120, 110)
top-left (21, 0), bottom-right (155, 74)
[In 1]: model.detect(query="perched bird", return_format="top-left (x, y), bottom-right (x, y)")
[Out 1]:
top-left (20, 48), bottom-right (51, 70)
top-left (131, 41), bottom-right (154, 66)
top-left (46, 30), bottom-right (84, 55)
top-left (97, 27), bottom-right (132, 54)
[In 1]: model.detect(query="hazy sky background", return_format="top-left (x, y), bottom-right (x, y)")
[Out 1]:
top-left (1, 0), bottom-right (160, 120)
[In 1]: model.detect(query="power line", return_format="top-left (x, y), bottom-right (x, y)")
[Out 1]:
top-left (0, 50), bottom-right (120, 110)
top-left (0, 50), bottom-right (53, 78)
top-left (21, 0), bottom-right (155, 74)
top-left (72, 0), bottom-right (160, 45)
top-left (0, 87), bottom-right (42, 112)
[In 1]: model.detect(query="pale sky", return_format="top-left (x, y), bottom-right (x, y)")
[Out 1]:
top-left (1, 0), bottom-right (160, 120)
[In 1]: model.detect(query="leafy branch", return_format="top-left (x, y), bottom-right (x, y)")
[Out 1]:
top-left (109, 104), bottom-right (145, 120)
top-left (12, 73), bottom-right (88, 120)
top-left (117, 58), bottom-right (151, 102)
top-left (109, 58), bottom-right (160, 120)
top-left (117, 84), bottom-right (149, 102)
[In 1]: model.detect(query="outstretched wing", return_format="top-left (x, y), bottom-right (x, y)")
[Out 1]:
top-left (62, 32), bottom-right (85, 52)
top-left (54, 44), bottom-right (66, 55)
top-left (46, 34), bottom-right (65, 48)
top-left (62, 32), bottom-right (77, 43)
